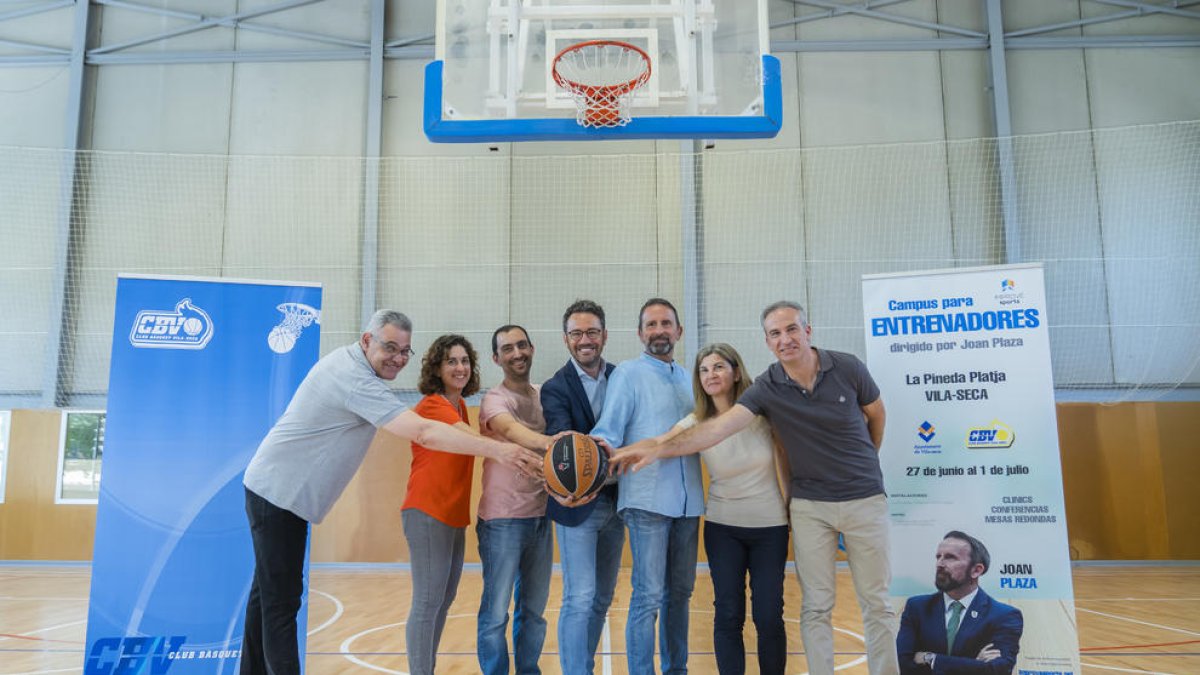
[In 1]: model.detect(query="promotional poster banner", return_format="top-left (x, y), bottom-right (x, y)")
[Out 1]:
top-left (85, 274), bottom-right (322, 675)
top-left (863, 263), bottom-right (1079, 675)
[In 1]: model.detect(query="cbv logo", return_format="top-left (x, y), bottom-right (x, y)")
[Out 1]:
top-left (85, 635), bottom-right (186, 675)
top-left (965, 420), bottom-right (1015, 449)
top-left (129, 298), bottom-right (213, 350)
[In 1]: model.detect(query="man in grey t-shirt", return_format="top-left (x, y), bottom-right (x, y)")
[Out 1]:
top-left (240, 310), bottom-right (542, 675)
top-left (611, 301), bottom-right (896, 675)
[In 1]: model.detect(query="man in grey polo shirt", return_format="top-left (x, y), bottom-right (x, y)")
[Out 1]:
top-left (240, 309), bottom-right (542, 675)
top-left (611, 300), bottom-right (896, 675)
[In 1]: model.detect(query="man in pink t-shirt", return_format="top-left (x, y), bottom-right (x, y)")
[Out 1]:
top-left (476, 324), bottom-right (555, 675)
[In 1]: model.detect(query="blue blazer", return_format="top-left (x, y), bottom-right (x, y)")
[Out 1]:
top-left (896, 588), bottom-right (1023, 674)
top-left (540, 358), bottom-right (617, 526)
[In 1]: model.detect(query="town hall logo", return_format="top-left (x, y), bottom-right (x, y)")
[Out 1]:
top-left (912, 420), bottom-right (942, 454)
top-left (917, 421), bottom-right (936, 442)
top-left (129, 299), bottom-right (213, 350)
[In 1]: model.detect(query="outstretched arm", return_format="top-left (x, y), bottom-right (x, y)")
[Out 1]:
top-left (382, 409), bottom-right (542, 478)
top-left (487, 412), bottom-right (554, 453)
top-left (610, 404), bottom-right (756, 472)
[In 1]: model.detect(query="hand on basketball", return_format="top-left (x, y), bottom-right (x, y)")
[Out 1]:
top-left (548, 489), bottom-right (599, 508)
top-left (975, 643), bottom-right (1001, 663)
top-left (546, 430), bottom-right (574, 451)
top-left (608, 439), bottom-right (660, 473)
top-left (497, 442), bottom-right (543, 479)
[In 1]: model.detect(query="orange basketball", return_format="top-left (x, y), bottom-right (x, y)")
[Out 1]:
top-left (544, 433), bottom-right (608, 500)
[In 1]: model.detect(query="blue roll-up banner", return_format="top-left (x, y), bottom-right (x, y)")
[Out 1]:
top-left (863, 263), bottom-right (1080, 675)
top-left (84, 274), bottom-right (322, 675)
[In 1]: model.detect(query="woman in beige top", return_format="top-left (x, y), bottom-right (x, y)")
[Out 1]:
top-left (657, 342), bottom-right (791, 674)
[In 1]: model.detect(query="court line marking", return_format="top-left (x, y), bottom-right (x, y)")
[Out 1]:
top-left (338, 619), bottom-right (409, 674)
top-left (306, 589), bottom-right (344, 637)
top-left (0, 620), bottom-right (86, 646)
top-left (1080, 660), bottom-right (1177, 674)
top-left (1077, 607), bottom-right (1200, 638)
top-left (1082, 639), bottom-right (1200, 652)
top-left (1082, 598), bottom-right (1200, 602)
top-left (601, 616), bottom-right (612, 675)
top-left (4, 667), bottom-right (81, 675)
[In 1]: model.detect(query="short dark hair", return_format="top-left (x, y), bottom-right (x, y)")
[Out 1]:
top-left (417, 334), bottom-right (481, 397)
top-left (562, 299), bottom-right (606, 332)
top-left (491, 324), bottom-right (531, 355)
top-left (943, 530), bottom-right (991, 574)
top-left (638, 297), bottom-right (680, 330)
top-left (760, 300), bottom-right (808, 328)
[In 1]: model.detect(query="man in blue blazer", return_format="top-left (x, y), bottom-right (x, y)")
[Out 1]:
top-left (540, 299), bottom-right (622, 675)
top-left (897, 531), bottom-right (1023, 674)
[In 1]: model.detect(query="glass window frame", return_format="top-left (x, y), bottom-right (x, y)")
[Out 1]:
top-left (0, 410), bottom-right (10, 504)
top-left (55, 409), bottom-right (106, 505)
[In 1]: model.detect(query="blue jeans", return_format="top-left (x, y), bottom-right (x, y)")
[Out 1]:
top-left (402, 508), bottom-right (465, 675)
top-left (556, 492), bottom-right (625, 675)
top-left (704, 520), bottom-right (790, 675)
top-left (476, 516), bottom-right (554, 675)
top-left (624, 508), bottom-right (699, 675)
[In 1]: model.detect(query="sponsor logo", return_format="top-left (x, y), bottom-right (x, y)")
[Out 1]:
top-left (966, 420), bottom-right (1015, 449)
top-left (911, 420), bottom-right (942, 454)
top-left (995, 278), bottom-right (1025, 306)
top-left (917, 421), bottom-right (936, 442)
top-left (85, 635), bottom-right (186, 675)
top-left (129, 299), bottom-right (213, 350)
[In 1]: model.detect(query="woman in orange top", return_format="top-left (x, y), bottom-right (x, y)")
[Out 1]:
top-left (402, 334), bottom-right (482, 675)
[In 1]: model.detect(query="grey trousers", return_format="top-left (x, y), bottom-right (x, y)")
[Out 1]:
top-left (402, 508), bottom-right (466, 675)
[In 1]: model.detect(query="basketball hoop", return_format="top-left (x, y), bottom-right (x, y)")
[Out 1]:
top-left (551, 40), bottom-right (652, 128)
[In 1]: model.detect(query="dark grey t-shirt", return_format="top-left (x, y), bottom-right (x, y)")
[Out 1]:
top-left (738, 348), bottom-right (883, 502)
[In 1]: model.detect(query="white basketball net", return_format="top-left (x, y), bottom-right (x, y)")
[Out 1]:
top-left (553, 41), bottom-right (652, 128)
top-left (279, 304), bottom-right (320, 335)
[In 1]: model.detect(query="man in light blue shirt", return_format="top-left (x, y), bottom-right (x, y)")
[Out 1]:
top-left (591, 298), bottom-right (702, 675)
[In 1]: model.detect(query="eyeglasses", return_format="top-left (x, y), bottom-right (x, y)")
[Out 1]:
top-left (566, 328), bottom-right (603, 342)
top-left (380, 342), bottom-right (415, 358)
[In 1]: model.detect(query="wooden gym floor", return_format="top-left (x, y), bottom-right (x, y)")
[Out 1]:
top-left (2, 564), bottom-right (1196, 674)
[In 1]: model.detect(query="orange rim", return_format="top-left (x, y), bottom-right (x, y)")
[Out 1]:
top-left (551, 39), bottom-right (653, 101)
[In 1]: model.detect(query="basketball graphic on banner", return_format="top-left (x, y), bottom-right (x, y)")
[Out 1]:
top-left (267, 326), bottom-right (296, 354)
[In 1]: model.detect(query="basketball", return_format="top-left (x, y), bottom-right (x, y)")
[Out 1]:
top-left (544, 433), bottom-right (608, 500)
top-left (267, 326), bottom-right (296, 354)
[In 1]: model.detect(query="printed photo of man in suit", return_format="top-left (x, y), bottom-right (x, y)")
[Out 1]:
top-left (897, 530), bottom-right (1024, 674)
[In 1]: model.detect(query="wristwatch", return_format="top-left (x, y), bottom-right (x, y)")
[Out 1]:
top-left (923, 652), bottom-right (936, 667)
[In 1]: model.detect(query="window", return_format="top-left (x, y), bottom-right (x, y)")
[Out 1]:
top-left (56, 410), bottom-right (105, 504)
top-left (0, 411), bottom-right (9, 503)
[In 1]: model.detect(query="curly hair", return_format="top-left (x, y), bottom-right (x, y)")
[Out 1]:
top-left (417, 334), bottom-right (481, 397)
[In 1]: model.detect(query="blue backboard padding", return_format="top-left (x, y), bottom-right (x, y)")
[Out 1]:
top-left (424, 55), bottom-right (782, 142)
